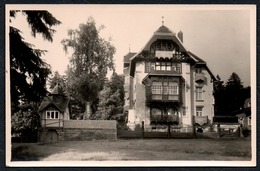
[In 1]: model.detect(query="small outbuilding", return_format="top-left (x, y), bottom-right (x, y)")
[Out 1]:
top-left (38, 84), bottom-right (70, 142)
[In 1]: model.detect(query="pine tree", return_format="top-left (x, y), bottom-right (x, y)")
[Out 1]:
top-left (10, 10), bottom-right (61, 108)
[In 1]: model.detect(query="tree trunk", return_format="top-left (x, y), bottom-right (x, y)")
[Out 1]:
top-left (84, 101), bottom-right (91, 120)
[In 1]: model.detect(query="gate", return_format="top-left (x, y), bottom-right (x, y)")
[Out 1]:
top-left (46, 129), bottom-right (58, 142)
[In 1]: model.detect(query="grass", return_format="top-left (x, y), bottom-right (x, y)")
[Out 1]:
top-left (11, 137), bottom-right (251, 161)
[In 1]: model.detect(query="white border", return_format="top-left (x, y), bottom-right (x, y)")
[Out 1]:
top-left (5, 4), bottom-right (257, 167)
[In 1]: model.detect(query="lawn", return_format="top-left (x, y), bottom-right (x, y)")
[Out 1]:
top-left (11, 137), bottom-right (251, 161)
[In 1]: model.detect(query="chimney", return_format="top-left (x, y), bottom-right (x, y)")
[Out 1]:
top-left (177, 31), bottom-right (183, 43)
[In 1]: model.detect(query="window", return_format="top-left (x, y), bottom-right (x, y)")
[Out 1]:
top-left (169, 82), bottom-right (179, 95)
top-left (195, 68), bottom-right (202, 73)
top-left (46, 110), bottom-right (59, 119)
top-left (151, 108), bottom-right (178, 124)
top-left (163, 82), bottom-right (168, 94)
top-left (182, 107), bottom-right (187, 117)
top-left (166, 62), bottom-right (171, 71)
top-left (176, 64), bottom-right (182, 73)
top-left (153, 61), bottom-right (181, 73)
top-left (172, 63), bottom-right (182, 73)
top-left (196, 87), bottom-right (203, 101)
top-left (155, 62), bottom-right (161, 70)
top-left (145, 62), bottom-right (151, 73)
top-left (152, 82), bottom-right (162, 94)
top-left (196, 107), bottom-right (203, 116)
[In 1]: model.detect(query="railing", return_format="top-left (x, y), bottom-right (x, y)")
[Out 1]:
top-left (41, 119), bottom-right (63, 128)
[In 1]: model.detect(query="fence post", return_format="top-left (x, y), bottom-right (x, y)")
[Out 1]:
top-left (167, 123), bottom-right (171, 138)
top-left (192, 115), bottom-right (196, 138)
top-left (239, 124), bottom-right (244, 137)
top-left (217, 123), bottom-right (221, 138)
top-left (141, 121), bottom-right (144, 139)
top-left (193, 124), bottom-right (197, 138)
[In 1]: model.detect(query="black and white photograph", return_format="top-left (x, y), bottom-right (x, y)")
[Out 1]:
top-left (5, 5), bottom-right (256, 167)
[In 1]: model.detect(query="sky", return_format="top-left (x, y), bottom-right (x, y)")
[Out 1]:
top-left (7, 5), bottom-right (255, 86)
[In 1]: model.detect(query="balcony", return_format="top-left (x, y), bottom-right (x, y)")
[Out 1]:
top-left (151, 94), bottom-right (179, 101)
top-left (145, 86), bottom-right (181, 103)
top-left (155, 51), bottom-right (173, 59)
top-left (194, 116), bottom-right (208, 125)
top-left (195, 73), bottom-right (205, 83)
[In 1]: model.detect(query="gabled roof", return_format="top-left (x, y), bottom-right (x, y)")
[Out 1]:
top-left (186, 51), bottom-right (206, 64)
top-left (124, 52), bottom-right (137, 63)
top-left (38, 95), bottom-right (70, 113)
top-left (141, 25), bottom-right (186, 52)
top-left (154, 25), bottom-right (175, 35)
top-left (128, 24), bottom-right (216, 81)
top-left (38, 84), bottom-right (70, 113)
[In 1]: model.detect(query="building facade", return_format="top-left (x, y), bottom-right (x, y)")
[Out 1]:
top-left (124, 24), bottom-right (216, 131)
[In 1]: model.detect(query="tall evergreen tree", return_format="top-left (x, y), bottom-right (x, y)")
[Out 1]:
top-left (214, 72), bottom-right (250, 116)
top-left (61, 17), bottom-right (115, 119)
top-left (225, 72), bottom-right (245, 114)
top-left (10, 10), bottom-right (61, 109)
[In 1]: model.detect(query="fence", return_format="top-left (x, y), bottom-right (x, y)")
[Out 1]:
top-left (117, 121), bottom-right (195, 139)
top-left (117, 121), bottom-right (242, 139)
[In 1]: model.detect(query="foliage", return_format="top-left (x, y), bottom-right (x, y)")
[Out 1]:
top-left (11, 103), bottom-right (40, 137)
top-left (48, 71), bottom-right (67, 90)
top-left (95, 73), bottom-right (125, 121)
top-left (214, 72), bottom-right (250, 116)
top-left (61, 17), bottom-right (115, 117)
top-left (10, 10), bottom-right (61, 106)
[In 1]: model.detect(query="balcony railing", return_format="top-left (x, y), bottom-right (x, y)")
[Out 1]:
top-left (151, 94), bottom-right (179, 101)
top-left (194, 116), bottom-right (208, 125)
top-left (155, 51), bottom-right (174, 58)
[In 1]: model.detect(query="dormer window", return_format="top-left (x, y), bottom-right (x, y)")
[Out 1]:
top-left (46, 110), bottom-right (60, 119)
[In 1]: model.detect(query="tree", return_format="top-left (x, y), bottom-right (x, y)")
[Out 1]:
top-left (10, 10), bottom-right (61, 109)
top-left (11, 102), bottom-right (41, 142)
top-left (225, 72), bottom-right (245, 114)
top-left (95, 73), bottom-right (124, 121)
top-left (61, 17), bottom-right (115, 119)
top-left (214, 72), bottom-right (250, 116)
top-left (48, 71), bottom-right (67, 90)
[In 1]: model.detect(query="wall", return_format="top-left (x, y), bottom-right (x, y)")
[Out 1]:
top-left (39, 120), bottom-right (117, 142)
top-left (193, 68), bottom-right (214, 123)
top-left (181, 63), bottom-right (192, 126)
top-left (134, 61), bottom-right (150, 126)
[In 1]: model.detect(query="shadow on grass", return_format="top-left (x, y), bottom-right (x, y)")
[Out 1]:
top-left (12, 145), bottom-right (41, 161)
